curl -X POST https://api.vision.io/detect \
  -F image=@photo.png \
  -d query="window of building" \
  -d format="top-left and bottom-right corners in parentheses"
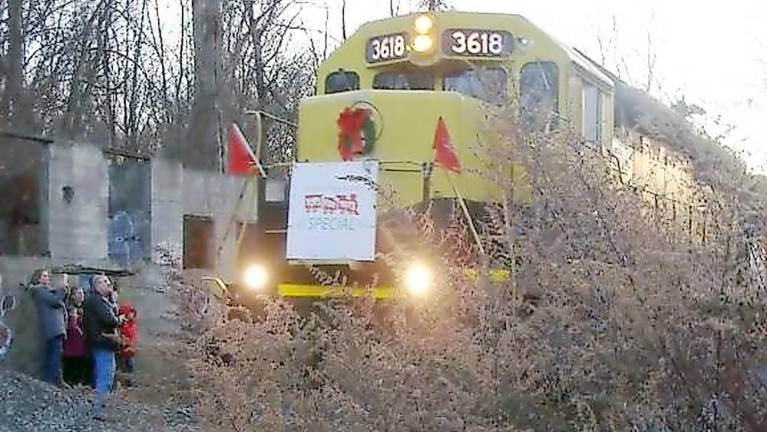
top-left (325, 71), bottom-right (359, 94)
top-left (373, 71), bottom-right (434, 90)
top-left (520, 62), bottom-right (559, 129)
top-left (582, 84), bottom-right (602, 143)
top-left (443, 67), bottom-right (508, 105)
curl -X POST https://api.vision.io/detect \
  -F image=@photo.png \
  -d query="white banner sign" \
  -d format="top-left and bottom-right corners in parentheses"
top-left (286, 161), bottom-right (379, 261)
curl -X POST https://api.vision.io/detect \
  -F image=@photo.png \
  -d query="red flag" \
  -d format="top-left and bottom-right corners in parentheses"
top-left (432, 117), bottom-right (461, 173)
top-left (227, 123), bottom-right (266, 178)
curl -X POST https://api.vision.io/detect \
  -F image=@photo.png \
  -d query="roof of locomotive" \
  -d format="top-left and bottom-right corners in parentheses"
top-left (574, 47), bottom-right (747, 182)
top-left (345, 11), bottom-right (749, 183)
top-left (354, 11), bottom-right (614, 87)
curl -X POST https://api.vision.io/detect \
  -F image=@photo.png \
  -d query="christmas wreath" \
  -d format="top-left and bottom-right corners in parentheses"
top-left (337, 106), bottom-right (376, 161)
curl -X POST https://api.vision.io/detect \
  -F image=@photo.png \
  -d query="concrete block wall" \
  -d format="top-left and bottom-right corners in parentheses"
top-left (43, 142), bottom-right (255, 270)
top-left (8, 140), bottom-right (251, 271)
top-left (149, 159), bottom-right (255, 272)
top-left (181, 168), bottom-right (255, 278)
top-left (149, 158), bottom-right (184, 265)
top-left (182, 168), bottom-right (251, 235)
top-left (46, 144), bottom-right (109, 264)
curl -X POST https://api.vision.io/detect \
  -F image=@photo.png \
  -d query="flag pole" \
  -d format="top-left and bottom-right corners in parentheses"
top-left (215, 120), bottom-right (264, 278)
top-left (214, 175), bottom-right (254, 272)
top-left (442, 169), bottom-right (486, 256)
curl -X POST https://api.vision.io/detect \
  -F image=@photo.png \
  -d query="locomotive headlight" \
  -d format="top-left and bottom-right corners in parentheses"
top-left (414, 15), bottom-right (434, 34)
top-left (243, 264), bottom-right (268, 291)
top-left (413, 35), bottom-right (433, 53)
top-left (405, 262), bottom-right (433, 297)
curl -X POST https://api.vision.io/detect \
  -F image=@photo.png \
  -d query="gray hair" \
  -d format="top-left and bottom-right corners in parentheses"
top-left (92, 275), bottom-right (112, 291)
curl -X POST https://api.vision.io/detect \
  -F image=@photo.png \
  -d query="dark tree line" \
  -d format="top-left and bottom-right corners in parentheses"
top-left (0, 0), bottom-right (319, 170)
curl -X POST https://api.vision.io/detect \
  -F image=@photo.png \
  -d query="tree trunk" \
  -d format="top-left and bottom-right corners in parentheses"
top-left (188, 0), bottom-right (224, 171)
top-left (6, 0), bottom-right (26, 128)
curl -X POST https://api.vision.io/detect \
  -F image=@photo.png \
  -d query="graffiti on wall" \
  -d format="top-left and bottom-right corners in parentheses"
top-left (109, 211), bottom-right (144, 262)
top-left (108, 154), bottom-right (150, 264)
top-left (0, 294), bottom-right (17, 359)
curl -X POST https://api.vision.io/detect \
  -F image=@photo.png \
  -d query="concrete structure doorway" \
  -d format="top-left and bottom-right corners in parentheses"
top-left (183, 215), bottom-right (213, 269)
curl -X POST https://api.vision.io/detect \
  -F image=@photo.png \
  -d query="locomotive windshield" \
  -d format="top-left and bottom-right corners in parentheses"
top-left (373, 70), bottom-right (434, 90)
top-left (325, 70), bottom-right (360, 94)
top-left (443, 67), bottom-right (508, 105)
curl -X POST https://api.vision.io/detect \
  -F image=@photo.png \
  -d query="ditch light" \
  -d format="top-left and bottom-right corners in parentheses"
top-left (405, 262), bottom-right (433, 297)
top-left (243, 264), bottom-right (269, 291)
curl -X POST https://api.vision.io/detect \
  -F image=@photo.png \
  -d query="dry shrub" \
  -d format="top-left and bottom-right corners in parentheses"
top-left (174, 110), bottom-right (767, 431)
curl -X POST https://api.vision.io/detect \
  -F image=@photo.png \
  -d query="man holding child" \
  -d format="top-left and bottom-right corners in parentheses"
top-left (83, 274), bottom-right (125, 421)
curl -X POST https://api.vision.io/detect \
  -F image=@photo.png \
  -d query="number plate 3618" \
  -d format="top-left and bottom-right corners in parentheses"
top-left (366, 33), bottom-right (408, 64)
top-left (443, 29), bottom-right (513, 58)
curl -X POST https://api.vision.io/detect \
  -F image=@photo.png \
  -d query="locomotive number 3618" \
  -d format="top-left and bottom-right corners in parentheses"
top-left (445, 29), bottom-right (511, 57)
top-left (367, 33), bottom-right (408, 63)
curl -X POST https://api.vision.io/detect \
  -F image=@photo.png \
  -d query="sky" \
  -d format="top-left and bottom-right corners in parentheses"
top-left (162, 0), bottom-right (767, 170)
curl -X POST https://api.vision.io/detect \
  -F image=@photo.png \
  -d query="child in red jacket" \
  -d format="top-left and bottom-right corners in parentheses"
top-left (117, 304), bottom-right (137, 377)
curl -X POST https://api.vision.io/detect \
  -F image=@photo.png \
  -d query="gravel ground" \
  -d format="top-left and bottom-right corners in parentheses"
top-left (0, 367), bottom-right (201, 432)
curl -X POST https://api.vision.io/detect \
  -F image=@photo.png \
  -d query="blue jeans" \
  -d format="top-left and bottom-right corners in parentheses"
top-left (91, 347), bottom-right (115, 416)
top-left (43, 335), bottom-right (63, 384)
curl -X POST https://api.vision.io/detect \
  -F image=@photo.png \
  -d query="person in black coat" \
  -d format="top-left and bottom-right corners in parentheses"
top-left (83, 275), bottom-right (125, 421)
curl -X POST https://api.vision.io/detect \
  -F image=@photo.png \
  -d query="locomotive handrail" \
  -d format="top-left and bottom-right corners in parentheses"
top-left (244, 110), bottom-right (297, 128)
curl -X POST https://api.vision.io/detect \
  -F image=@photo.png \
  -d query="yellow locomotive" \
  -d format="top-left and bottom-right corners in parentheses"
top-left (217, 10), bottom-right (705, 304)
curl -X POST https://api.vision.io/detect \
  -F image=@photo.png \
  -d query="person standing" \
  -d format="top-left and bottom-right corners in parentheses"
top-left (116, 303), bottom-right (137, 388)
top-left (29, 269), bottom-right (67, 386)
top-left (63, 287), bottom-right (90, 386)
top-left (117, 303), bottom-right (137, 373)
top-left (83, 275), bottom-right (124, 421)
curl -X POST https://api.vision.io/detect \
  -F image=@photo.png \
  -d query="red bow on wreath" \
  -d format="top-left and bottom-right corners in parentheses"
top-left (337, 107), bottom-right (371, 161)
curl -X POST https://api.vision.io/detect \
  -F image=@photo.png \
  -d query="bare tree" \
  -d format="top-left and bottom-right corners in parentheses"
top-left (3, 0), bottom-right (29, 129)
top-left (389, 0), bottom-right (399, 17)
top-left (594, 10), bottom-right (662, 95)
top-left (418, 0), bottom-right (450, 11)
top-left (0, 0), bottom-right (316, 166)
top-left (184, 0), bottom-right (224, 170)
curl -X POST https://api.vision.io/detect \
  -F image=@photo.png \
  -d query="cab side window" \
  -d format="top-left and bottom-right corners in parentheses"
top-left (582, 84), bottom-right (602, 143)
top-left (520, 62), bottom-right (559, 130)
top-left (325, 71), bottom-right (360, 94)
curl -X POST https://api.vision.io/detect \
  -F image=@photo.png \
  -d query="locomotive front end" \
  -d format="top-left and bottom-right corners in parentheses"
top-left (234, 11), bottom-right (583, 303)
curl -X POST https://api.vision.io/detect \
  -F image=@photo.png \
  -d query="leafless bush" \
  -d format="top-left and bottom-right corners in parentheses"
top-left (172, 107), bottom-right (767, 431)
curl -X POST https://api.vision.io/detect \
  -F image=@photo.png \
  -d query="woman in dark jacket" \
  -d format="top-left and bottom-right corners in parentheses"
top-left (29, 269), bottom-right (67, 386)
